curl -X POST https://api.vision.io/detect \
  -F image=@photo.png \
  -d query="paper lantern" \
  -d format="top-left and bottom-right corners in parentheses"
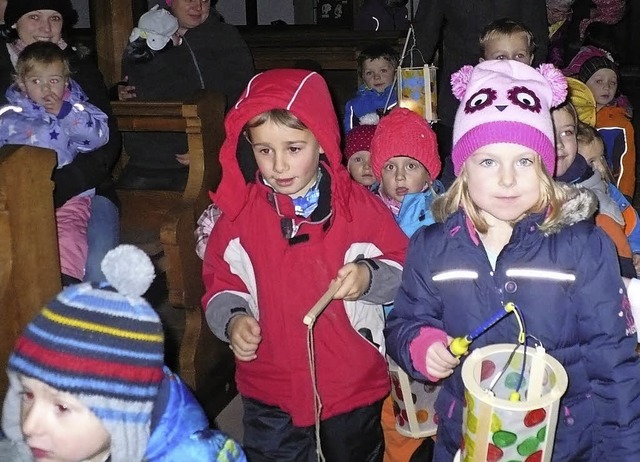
top-left (396, 65), bottom-right (438, 122)
top-left (388, 357), bottom-right (440, 438)
top-left (458, 344), bottom-right (568, 462)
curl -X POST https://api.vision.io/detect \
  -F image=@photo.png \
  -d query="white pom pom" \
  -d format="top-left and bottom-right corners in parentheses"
top-left (101, 245), bottom-right (155, 298)
top-left (358, 112), bottom-right (380, 125)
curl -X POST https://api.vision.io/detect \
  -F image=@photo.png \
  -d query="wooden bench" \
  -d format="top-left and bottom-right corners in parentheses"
top-left (0, 145), bottom-right (61, 396)
top-left (112, 90), bottom-right (236, 419)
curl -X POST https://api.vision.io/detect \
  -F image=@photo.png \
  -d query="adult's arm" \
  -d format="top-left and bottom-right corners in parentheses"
top-left (53, 49), bottom-right (121, 207)
top-left (412, 0), bottom-right (445, 64)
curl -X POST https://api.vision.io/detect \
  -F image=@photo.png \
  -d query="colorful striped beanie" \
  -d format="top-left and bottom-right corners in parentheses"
top-left (6, 245), bottom-right (164, 462)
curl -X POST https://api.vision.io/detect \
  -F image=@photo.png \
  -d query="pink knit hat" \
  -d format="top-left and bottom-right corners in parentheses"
top-left (370, 107), bottom-right (441, 180)
top-left (344, 124), bottom-right (377, 161)
top-left (450, 60), bottom-right (567, 176)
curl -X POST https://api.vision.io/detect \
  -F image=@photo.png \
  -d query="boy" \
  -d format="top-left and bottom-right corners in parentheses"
top-left (479, 18), bottom-right (536, 64)
top-left (344, 120), bottom-right (378, 188)
top-left (1, 245), bottom-right (246, 462)
top-left (0, 41), bottom-right (109, 284)
top-left (203, 68), bottom-right (408, 461)
top-left (577, 54), bottom-right (636, 200)
top-left (344, 43), bottom-right (399, 134)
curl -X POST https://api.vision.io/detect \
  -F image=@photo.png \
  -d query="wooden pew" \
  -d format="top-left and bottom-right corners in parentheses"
top-left (0, 145), bottom-right (60, 396)
top-left (111, 90), bottom-right (236, 419)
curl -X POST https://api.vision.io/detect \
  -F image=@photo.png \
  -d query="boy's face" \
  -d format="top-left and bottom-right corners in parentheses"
top-left (464, 143), bottom-right (541, 224)
top-left (579, 137), bottom-right (604, 166)
top-left (19, 376), bottom-right (111, 462)
top-left (552, 108), bottom-right (578, 177)
top-left (19, 61), bottom-right (68, 112)
top-left (381, 156), bottom-right (430, 202)
top-left (347, 150), bottom-right (376, 187)
top-left (362, 58), bottom-right (395, 93)
top-left (250, 119), bottom-right (322, 198)
top-left (585, 68), bottom-right (617, 109)
top-left (481, 33), bottom-right (533, 65)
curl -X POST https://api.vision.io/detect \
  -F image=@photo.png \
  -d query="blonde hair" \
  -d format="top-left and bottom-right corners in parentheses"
top-left (14, 41), bottom-right (71, 83)
top-left (244, 109), bottom-right (307, 141)
top-left (432, 155), bottom-right (567, 234)
top-left (479, 19), bottom-right (537, 57)
top-left (577, 121), bottom-right (613, 183)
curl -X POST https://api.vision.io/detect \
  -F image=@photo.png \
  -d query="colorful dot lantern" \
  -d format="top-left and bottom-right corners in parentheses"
top-left (397, 65), bottom-right (439, 123)
top-left (460, 344), bottom-right (568, 462)
top-left (388, 357), bottom-right (440, 438)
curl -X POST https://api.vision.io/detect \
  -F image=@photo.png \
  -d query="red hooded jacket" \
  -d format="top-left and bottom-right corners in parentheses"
top-left (202, 69), bottom-right (408, 426)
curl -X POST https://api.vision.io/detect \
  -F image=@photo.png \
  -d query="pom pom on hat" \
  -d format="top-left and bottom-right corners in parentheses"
top-left (451, 60), bottom-right (565, 176)
top-left (370, 107), bottom-right (441, 180)
top-left (344, 114), bottom-right (378, 162)
top-left (6, 245), bottom-right (164, 462)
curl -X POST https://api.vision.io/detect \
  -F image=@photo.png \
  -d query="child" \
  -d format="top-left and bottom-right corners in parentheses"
top-left (578, 122), bottom-right (640, 275)
top-left (344, 119), bottom-right (378, 189)
top-left (553, 101), bottom-right (636, 278)
top-left (572, 51), bottom-right (636, 199)
top-left (479, 18), bottom-right (536, 65)
top-left (344, 43), bottom-right (399, 134)
top-left (0, 41), bottom-right (109, 284)
top-left (384, 60), bottom-right (640, 461)
top-left (0, 244), bottom-right (246, 462)
top-left (202, 68), bottom-right (408, 461)
top-left (369, 106), bottom-right (442, 461)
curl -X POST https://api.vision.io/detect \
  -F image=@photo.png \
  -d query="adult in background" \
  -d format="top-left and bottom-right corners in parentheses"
top-left (0, 0), bottom-right (121, 283)
top-left (118, 0), bottom-right (255, 191)
top-left (411, 0), bottom-right (549, 187)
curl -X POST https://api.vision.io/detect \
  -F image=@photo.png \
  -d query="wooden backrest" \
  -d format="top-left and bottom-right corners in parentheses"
top-left (0, 145), bottom-right (60, 395)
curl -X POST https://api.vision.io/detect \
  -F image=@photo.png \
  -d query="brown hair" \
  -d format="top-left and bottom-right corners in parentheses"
top-left (577, 122), bottom-right (613, 183)
top-left (243, 109), bottom-right (308, 142)
top-left (15, 41), bottom-right (70, 83)
top-left (479, 18), bottom-right (537, 57)
top-left (432, 155), bottom-right (566, 234)
top-left (356, 43), bottom-right (399, 78)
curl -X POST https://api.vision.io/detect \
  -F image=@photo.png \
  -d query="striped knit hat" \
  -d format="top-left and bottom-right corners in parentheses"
top-left (5, 245), bottom-right (164, 462)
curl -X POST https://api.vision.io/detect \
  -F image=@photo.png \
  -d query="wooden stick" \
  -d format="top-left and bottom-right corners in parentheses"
top-left (303, 280), bottom-right (342, 326)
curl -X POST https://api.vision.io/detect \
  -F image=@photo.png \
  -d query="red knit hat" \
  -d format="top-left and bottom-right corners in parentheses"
top-left (370, 108), bottom-right (441, 180)
top-left (344, 124), bottom-right (377, 161)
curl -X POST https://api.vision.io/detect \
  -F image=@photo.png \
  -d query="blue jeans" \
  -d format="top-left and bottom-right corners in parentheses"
top-left (83, 195), bottom-right (119, 283)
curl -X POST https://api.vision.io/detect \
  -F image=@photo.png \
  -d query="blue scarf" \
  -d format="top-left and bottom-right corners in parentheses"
top-left (292, 170), bottom-right (322, 218)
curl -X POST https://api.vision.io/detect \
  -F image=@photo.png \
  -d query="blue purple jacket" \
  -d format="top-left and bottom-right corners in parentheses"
top-left (344, 84), bottom-right (397, 133)
top-left (0, 79), bottom-right (108, 169)
top-left (385, 187), bottom-right (640, 461)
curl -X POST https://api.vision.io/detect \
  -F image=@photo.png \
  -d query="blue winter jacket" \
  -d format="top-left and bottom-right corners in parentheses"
top-left (343, 84), bottom-right (397, 133)
top-left (608, 182), bottom-right (640, 254)
top-left (385, 189), bottom-right (640, 461)
top-left (145, 368), bottom-right (246, 461)
top-left (0, 79), bottom-right (109, 169)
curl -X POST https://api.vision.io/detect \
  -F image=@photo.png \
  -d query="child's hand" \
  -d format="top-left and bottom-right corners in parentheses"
top-left (633, 254), bottom-right (640, 276)
top-left (43, 91), bottom-right (63, 115)
top-left (118, 76), bottom-right (136, 101)
top-left (227, 315), bottom-right (261, 361)
top-left (333, 262), bottom-right (370, 301)
top-left (426, 337), bottom-right (459, 379)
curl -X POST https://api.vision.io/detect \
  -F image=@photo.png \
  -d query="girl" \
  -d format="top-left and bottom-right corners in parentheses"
top-left (344, 118), bottom-right (378, 189)
top-left (369, 107), bottom-right (442, 461)
top-left (385, 60), bottom-right (640, 461)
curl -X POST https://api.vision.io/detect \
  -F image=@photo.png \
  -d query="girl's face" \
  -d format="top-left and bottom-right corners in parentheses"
top-left (464, 143), bottom-right (541, 225)
top-left (362, 58), bottom-right (395, 93)
top-left (171, 0), bottom-right (210, 30)
top-left (381, 156), bottom-right (430, 202)
top-left (15, 10), bottom-right (63, 45)
top-left (552, 108), bottom-right (578, 177)
top-left (347, 150), bottom-right (376, 187)
top-left (250, 119), bottom-right (322, 198)
top-left (19, 376), bottom-right (111, 462)
top-left (19, 61), bottom-right (68, 112)
top-left (586, 68), bottom-right (617, 110)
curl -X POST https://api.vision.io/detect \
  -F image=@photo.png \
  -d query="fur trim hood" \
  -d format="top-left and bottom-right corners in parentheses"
top-left (545, 183), bottom-right (598, 234)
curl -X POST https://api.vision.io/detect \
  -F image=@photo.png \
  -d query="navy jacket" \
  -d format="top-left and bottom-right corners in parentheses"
top-left (385, 189), bottom-right (640, 461)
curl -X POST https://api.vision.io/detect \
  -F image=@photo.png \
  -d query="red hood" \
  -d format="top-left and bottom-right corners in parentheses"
top-left (212, 69), bottom-right (352, 221)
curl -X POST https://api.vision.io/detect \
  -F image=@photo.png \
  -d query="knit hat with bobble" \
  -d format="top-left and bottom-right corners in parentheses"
top-left (370, 107), bottom-right (441, 180)
top-left (4, 245), bottom-right (164, 462)
top-left (450, 60), bottom-right (567, 175)
top-left (344, 113), bottom-right (379, 162)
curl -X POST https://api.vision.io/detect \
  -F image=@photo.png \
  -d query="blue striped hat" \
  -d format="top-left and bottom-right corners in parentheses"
top-left (6, 245), bottom-right (163, 462)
